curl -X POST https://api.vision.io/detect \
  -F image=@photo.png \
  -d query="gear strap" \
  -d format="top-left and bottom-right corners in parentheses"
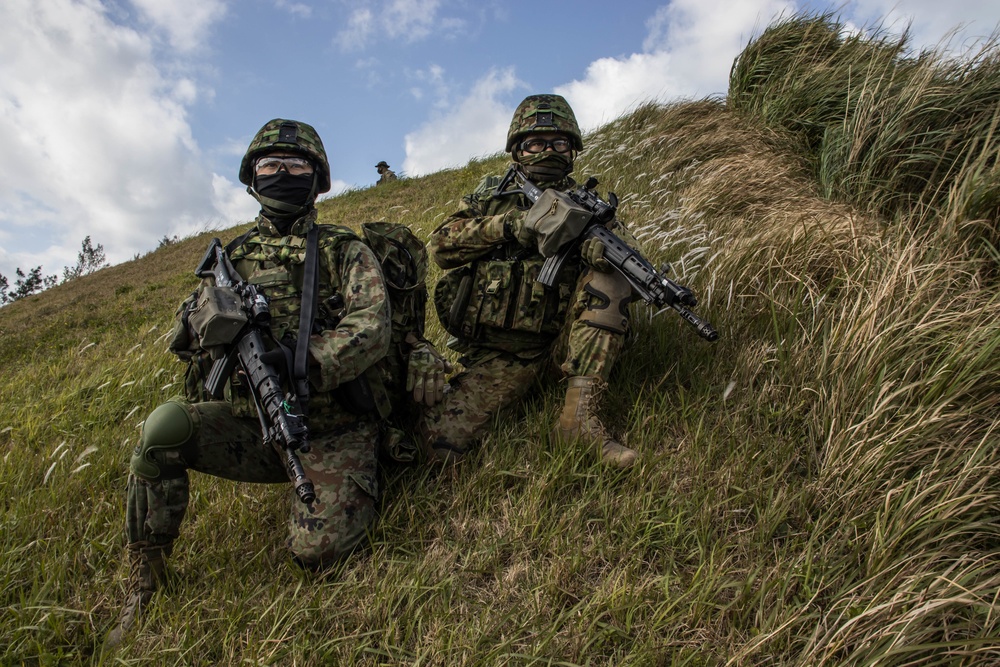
top-left (294, 226), bottom-right (320, 405)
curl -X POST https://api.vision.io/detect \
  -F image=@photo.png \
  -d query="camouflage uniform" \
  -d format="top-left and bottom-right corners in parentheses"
top-left (418, 95), bottom-right (639, 466)
top-left (108, 119), bottom-right (398, 646)
top-left (376, 161), bottom-right (398, 185)
top-left (128, 209), bottom-right (389, 567)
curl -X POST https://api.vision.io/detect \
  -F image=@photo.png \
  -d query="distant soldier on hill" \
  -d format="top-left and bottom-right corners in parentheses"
top-left (418, 94), bottom-right (642, 468)
top-left (375, 160), bottom-right (398, 185)
top-left (106, 119), bottom-right (448, 646)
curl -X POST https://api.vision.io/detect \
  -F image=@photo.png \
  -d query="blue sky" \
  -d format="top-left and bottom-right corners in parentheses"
top-left (2, 0), bottom-right (999, 281)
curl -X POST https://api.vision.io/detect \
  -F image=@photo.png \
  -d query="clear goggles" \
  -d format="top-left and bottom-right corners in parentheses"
top-left (255, 155), bottom-right (315, 176)
top-left (519, 137), bottom-right (573, 154)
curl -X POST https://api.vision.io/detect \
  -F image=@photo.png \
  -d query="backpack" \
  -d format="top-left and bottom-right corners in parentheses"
top-left (358, 221), bottom-right (429, 411)
top-left (360, 221), bottom-right (428, 344)
top-left (171, 222), bottom-right (429, 417)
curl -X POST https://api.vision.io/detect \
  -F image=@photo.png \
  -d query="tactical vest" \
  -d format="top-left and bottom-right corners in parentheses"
top-left (226, 224), bottom-right (391, 418)
top-left (433, 176), bottom-right (578, 353)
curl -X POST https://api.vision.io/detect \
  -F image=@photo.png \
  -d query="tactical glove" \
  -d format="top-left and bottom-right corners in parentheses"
top-left (581, 237), bottom-right (612, 273)
top-left (518, 189), bottom-right (593, 257)
top-left (406, 336), bottom-right (453, 407)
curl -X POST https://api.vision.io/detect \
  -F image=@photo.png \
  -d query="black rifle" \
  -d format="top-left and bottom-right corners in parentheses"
top-left (195, 238), bottom-right (316, 504)
top-left (495, 165), bottom-right (719, 342)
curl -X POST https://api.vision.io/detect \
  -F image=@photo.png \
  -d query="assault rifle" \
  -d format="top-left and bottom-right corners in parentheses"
top-left (195, 238), bottom-right (316, 504)
top-left (495, 165), bottom-right (719, 342)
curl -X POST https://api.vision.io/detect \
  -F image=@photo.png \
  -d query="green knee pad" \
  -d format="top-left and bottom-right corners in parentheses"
top-left (131, 400), bottom-right (196, 481)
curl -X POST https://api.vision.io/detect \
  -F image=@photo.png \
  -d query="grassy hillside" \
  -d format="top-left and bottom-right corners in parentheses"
top-left (2, 13), bottom-right (998, 666)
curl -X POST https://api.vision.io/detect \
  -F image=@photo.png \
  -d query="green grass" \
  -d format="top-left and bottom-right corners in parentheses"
top-left (2, 11), bottom-right (999, 665)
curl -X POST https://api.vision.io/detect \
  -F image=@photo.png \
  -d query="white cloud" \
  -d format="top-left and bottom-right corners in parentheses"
top-left (400, 0), bottom-right (800, 183)
top-left (558, 0), bottom-right (794, 131)
top-left (334, 0), bottom-right (463, 51)
top-left (129, 0), bottom-right (227, 53)
top-left (407, 64), bottom-right (449, 103)
top-left (274, 0), bottom-right (313, 19)
top-left (384, 0), bottom-right (442, 41)
top-left (336, 8), bottom-right (375, 51)
top-left (0, 0), bottom-right (243, 278)
top-left (403, 68), bottom-right (523, 176)
top-left (844, 0), bottom-right (1000, 52)
top-left (211, 175), bottom-right (260, 230)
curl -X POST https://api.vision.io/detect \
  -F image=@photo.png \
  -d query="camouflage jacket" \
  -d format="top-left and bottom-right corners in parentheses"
top-left (376, 170), bottom-right (398, 185)
top-left (430, 169), bottom-right (636, 354)
top-left (172, 209), bottom-right (391, 415)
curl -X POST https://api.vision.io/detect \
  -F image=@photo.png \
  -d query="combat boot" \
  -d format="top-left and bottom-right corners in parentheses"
top-left (553, 376), bottom-right (637, 468)
top-left (105, 541), bottom-right (171, 647)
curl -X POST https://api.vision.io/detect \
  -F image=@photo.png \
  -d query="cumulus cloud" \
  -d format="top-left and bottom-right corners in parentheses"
top-left (0, 0), bottom-right (246, 278)
top-left (403, 67), bottom-right (523, 176)
top-left (129, 0), bottom-right (227, 53)
top-left (401, 0), bottom-right (795, 172)
top-left (558, 0), bottom-right (794, 131)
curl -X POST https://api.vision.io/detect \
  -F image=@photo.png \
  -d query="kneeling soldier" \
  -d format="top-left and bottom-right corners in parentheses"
top-left (107, 119), bottom-right (445, 646)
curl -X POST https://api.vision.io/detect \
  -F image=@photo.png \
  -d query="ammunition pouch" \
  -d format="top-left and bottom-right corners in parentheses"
top-left (521, 189), bottom-right (593, 256)
top-left (433, 256), bottom-right (574, 352)
top-left (187, 286), bottom-right (247, 347)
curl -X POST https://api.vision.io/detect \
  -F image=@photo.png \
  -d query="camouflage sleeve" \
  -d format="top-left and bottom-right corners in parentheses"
top-left (428, 200), bottom-right (521, 270)
top-left (307, 238), bottom-right (391, 393)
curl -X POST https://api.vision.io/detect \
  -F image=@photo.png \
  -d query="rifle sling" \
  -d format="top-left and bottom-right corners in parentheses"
top-left (294, 226), bottom-right (320, 405)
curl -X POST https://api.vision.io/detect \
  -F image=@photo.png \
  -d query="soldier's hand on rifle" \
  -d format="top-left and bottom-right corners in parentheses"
top-left (406, 335), bottom-right (453, 407)
top-left (516, 189), bottom-right (593, 257)
top-left (581, 237), bottom-right (612, 273)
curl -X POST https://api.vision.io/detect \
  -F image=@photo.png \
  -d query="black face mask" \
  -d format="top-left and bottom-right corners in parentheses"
top-left (254, 172), bottom-right (316, 209)
top-left (517, 151), bottom-right (574, 181)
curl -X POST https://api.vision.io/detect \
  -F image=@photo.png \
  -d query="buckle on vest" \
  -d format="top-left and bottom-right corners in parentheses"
top-left (485, 279), bottom-right (501, 295)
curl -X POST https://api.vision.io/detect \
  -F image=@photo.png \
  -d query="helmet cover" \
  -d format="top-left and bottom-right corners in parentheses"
top-left (239, 119), bottom-right (331, 193)
top-left (506, 94), bottom-right (583, 152)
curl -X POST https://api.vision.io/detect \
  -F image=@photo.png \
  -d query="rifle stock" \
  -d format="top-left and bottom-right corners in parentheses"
top-left (196, 238), bottom-right (316, 504)
top-left (499, 166), bottom-right (719, 342)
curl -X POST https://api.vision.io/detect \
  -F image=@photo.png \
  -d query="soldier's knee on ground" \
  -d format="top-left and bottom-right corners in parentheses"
top-left (131, 399), bottom-right (198, 482)
top-left (579, 270), bottom-right (632, 334)
top-left (287, 471), bottom-right (379, 569)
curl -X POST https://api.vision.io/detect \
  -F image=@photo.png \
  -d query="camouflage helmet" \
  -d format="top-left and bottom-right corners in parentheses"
top-left (375, 161), bottom-right (390, 168)
top-left (506, 94), bottom-right (583, 152)
top-left (239, 119), bottom-right (331, 193)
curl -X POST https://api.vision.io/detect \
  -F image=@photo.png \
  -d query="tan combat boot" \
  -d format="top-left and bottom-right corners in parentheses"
top-left (553, 376), bottom-right (637, 468)
top-left (105, 541), bottom-right (170, 647)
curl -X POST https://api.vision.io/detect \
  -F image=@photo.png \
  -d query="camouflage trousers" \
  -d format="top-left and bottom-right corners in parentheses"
top-left (126, 399), bottom-right (379, 568)
top-left (417, 316), bottom-right (624, 461)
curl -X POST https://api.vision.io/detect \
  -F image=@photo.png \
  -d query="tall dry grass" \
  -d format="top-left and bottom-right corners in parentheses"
top-left (730, 13), bottom-right (1000, 252)
top-left (1, 12), bottom-right (998, 665)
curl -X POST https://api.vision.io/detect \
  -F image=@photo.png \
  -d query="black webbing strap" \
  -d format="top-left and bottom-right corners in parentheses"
top-left (294, 226), bottom-right (320, 404)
